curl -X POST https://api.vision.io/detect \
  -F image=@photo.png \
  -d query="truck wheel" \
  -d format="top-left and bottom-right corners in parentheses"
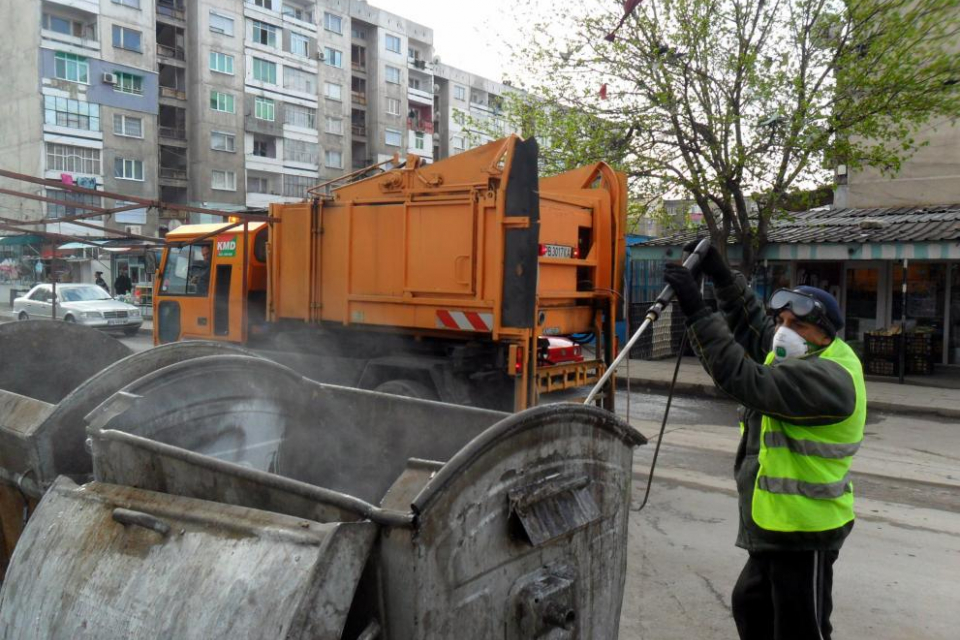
top-left (374, 379), bottom-right (438, 401)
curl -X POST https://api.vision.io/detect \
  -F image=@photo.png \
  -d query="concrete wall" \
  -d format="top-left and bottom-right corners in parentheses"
top-left (836, 116), bottom-right (960, 207)
top-left (0, 1), bottom-right (46, 224)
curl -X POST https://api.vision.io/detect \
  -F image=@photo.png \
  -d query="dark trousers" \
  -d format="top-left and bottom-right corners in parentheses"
top-left (732, 549), bottom-right (839, 640)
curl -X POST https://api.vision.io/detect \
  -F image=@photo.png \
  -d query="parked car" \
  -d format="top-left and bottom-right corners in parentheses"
top-left (13, 284), bottom-right (142, 336)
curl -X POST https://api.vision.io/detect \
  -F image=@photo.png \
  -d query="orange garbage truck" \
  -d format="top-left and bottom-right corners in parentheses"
top-left (154, 136), bottom-right (626, 411)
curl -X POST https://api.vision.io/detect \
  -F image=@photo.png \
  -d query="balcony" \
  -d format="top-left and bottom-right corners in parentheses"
top-left (351, 123), bottom-right (367, 137)
top-left (408, 118), bottom-right (434, 135)
top-left (160, 167), bottom-right (188, 181)
top-left (157, 0), bottom-right (186, 21)
top-left (157, 43), bottom-right (185, 61)
top-left (351, 91), bottom-right (367, 106)
top-left (159, 126), bottom-right (186, 141)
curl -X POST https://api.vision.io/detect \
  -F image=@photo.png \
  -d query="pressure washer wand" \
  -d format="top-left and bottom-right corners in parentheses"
top-left (583, 238), bottom-right (712, 406)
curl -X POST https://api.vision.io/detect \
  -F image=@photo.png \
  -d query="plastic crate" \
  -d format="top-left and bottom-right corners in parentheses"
top-left (864, 333), bottom-right (899, 358)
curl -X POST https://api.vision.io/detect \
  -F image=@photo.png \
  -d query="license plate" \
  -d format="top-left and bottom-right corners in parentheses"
top-left (543, 244), bottom-right (573, 259)
top-left (107, 319), bottom-right (126, 325)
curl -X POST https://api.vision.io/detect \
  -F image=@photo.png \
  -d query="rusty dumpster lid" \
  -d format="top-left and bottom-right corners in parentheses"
top-left (0, 477), bottom-right (377, 639)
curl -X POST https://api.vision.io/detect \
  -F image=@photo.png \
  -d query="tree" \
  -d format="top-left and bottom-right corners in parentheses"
top-left (489, 0), bottom-right (960, 272)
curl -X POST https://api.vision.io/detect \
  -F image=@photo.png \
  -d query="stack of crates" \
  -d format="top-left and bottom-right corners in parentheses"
top-left (863, 331), bottom-right (935, 376)
top-left (627, 302), bottom-right (687, 360)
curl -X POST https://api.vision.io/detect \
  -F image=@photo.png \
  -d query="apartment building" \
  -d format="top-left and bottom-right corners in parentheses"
top-left (0, 0), bottom-right (160, 236)
top-left (0, 1), bottom-right (517, 235)
top-left (433, 63), bottom-right (519, 159)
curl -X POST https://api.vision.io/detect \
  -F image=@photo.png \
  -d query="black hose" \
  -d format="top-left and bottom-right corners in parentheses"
top-left (634, 330), bottom-right (688, 513)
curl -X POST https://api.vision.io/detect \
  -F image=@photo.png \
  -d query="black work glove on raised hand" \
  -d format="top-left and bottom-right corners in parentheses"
top-left (663, 263), bottom-right (707, 318)
top-left (683, 240), bottom-right (733, 287)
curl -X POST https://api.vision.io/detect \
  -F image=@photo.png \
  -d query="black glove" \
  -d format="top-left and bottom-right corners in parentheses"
top-left (663, 263), bottom-right (706, 317)
top-left (683, 240), bottom-right (733, 287)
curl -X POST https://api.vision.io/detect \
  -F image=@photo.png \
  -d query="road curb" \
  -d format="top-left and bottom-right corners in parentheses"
top-left (616, 375), bottom-right (960, 421)
top-left (1, 312), bottom-right (152, 338)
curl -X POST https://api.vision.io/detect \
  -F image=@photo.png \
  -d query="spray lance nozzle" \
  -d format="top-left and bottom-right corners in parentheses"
top-left (647, 237), bottom-right (712, 323)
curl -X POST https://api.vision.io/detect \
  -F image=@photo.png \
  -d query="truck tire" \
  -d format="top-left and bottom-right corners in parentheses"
top-left (374, 379), bottom-right (438, 401)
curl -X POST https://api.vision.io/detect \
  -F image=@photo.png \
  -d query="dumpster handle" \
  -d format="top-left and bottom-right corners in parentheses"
top-left (357, 620), bottom-right (381, 640)
top-left (112, 508), bottom-right (172, 536)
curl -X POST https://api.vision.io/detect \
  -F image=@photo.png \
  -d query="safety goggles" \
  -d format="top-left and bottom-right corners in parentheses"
top-left (768, 288), bottom-right (836, 334)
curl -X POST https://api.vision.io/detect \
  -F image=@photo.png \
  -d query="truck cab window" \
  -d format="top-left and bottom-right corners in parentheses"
top-left (161, 244), bottom-right (212, 296)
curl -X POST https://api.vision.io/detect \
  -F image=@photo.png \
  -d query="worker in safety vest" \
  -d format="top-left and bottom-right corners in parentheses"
top-left (663, 243), bottom-right (865, 640)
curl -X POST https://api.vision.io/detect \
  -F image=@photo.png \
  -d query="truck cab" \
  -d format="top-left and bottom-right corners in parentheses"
top-left (155, 222), bottom-right (268, 345)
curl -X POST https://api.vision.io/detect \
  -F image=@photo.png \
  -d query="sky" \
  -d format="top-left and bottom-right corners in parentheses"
top-left (369, 0), bottom-right (529, 82)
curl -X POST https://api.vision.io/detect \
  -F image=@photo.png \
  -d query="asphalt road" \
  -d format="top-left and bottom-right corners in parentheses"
top-left (615, 389), bottom-right (960, 640)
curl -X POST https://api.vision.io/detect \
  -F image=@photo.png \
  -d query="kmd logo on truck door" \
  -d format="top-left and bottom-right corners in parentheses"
top-left (216, 235), bottom-right (237, 257)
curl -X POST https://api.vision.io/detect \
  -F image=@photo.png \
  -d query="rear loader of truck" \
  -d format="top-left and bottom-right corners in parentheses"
top-left (154, 136), bottom-right (627, 411)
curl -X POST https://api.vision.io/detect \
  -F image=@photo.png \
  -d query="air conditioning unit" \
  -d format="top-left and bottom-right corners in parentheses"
top-left (102, 72), bottom-right (116, 85)
top-left (316, 51), bottom-right (325, 61)
top-left (124, 225), bottom-right (142, 236)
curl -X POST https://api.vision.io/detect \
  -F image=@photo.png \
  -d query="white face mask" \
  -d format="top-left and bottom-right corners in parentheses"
top-left (771, 326), bottom-right (809, 362)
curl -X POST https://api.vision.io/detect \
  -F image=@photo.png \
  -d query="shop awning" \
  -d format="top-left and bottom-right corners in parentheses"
top-left (0, 234), bottom-right (45, 246)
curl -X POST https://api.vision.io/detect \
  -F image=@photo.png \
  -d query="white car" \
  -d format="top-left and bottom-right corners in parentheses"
top-left (13, 283), bottom-right (143, 336)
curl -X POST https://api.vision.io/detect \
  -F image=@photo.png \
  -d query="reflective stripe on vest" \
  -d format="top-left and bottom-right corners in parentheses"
top-left (752, 337), bottom-right (866, 533)
top-left (758, 475), bottom-right (853, 500)
top-left (763, 432), bottom-right (862, 459)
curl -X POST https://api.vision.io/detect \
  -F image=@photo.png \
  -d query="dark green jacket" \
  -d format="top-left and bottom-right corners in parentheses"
top-left (687, 273), bottom-right (857, 551)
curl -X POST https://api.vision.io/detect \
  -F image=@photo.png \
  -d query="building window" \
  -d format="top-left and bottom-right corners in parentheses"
top-left (323, 47), bottom-right (343, 68)
top-left (252, 136), bottom-right (275, 158)
top-left (43, 14), bottom-right (95, 39)
top-left (415, 132), bottom-right (425, 150)
top-left (385, 97), bottom-right (400, 116)
top-left (114, 72), bottom-right (144, 95)
top-left (209, 11), bottom-right (235, 36)
top-left (54, 52), bottom-right (89, 84)
top-left (282, 4), bottom-right (313, 22)
top-left (252, 57), bottom-right (277, 84)
top-left (385, 129), bottom-right (401, 147)
top-left (385, 34), bottom-right (401, 53)
top-left (351, 27), bottom-right (366, 39)
top-left (212, 170), bottom-right (237, 191)
top-left (210, 90), bottom-right (236, 113)
top-left (290, 32), bottom-right (309, 57)
top-left (114, 157), bottom-right (144, 181)
top-left (452, 136), bottom-right (465, 154)
top-left (251, 0), bottom-right (273, 10)
top-left (284, 138), bottom-right (319, 164)
top-left (211, 130), bottom-right (236, 152)
top-left (247, 175), bottom-right (270, 193)
top-left (46, 189), bottom-right (100, 220)
top-left (284, 66), bottom-right (316, 93)
top-left (209, 51), bottom-right (235, 74)
top-left (46, 143), bottom-right (101, 174)
top-left (112, 0), bottom-right (140, 8)
top-left (251, 20), bottom-right (278, 48)
top-left (325, 116), bottom-right (343, 135)
top-left (324, 82), bottom-right (342, 101)
top-left (112, 25), bottom-right (142, 52)
top-left (285, 103), bottom-right (316, 129)
top-left (384, 66), bottom-right (400, 84)
top-left (325, 150), bottom-right (343, 169)
top-left (454, 85), bottom-right (466, 101)
top-left (282, 174), bottom-right (314, 198)
top-left (324, 12), bottom-right (342, 34)
top-left (408, 77), bottom-right (421, 91)
top-left (255, 96), bottom-right (276, 121)
top-left (44, 96), bottom-right (100, 131)
top-left (113, 114), bottom-right (143, 138)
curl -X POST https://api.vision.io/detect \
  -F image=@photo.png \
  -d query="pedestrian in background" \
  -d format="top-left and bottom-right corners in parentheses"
top-left (114, 268), bottom-right (132, 297)
top-left (94, 271), bottom-right (108, 292)
top-left (663, 242), bottom-right (866, 640)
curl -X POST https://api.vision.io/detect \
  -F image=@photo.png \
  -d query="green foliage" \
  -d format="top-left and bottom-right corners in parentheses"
top-left (495, 0), bottom-right (960, 269)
